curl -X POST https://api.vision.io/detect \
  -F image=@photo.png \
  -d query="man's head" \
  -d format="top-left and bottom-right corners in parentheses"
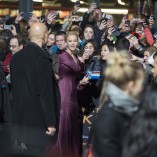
top-left (115, 36), bottom-right (130, 52)
top-left (10, 35), bottom-right (25, 55)
top-left (55, 31), bottom-right (67, 50)
top-left (29, 22), bottom-right (48, 47)
top-left (47, 32), bottom-right (56, 47)
top-left (92, 8), bottom-right (102, 22)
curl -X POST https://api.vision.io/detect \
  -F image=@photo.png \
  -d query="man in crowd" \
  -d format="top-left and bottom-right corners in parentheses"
top-left (44, 32), bottom-right (56, 56)
top-left (10, 22), bottom-right (60, 156)
top-left (10, 35), bottom-right (25, 55)
top-left (52, 31), bottom-right (67, 80)
top-left (2, 35), bottom-right (25, 76)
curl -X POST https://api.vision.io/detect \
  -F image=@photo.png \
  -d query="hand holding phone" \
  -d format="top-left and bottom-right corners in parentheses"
top-left (99, 20), bottom-right (107, 30)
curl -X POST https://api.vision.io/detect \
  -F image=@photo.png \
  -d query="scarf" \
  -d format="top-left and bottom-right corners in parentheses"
top-left (106, 82), bottom-right (140, 116)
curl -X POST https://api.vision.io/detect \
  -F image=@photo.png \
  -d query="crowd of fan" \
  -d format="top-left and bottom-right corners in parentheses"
top-left (1, 1), bottom-right (157, 157)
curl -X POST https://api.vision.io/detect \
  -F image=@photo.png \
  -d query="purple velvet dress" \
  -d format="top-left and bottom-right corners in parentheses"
top-left (51, 51), bottom-right (82, 157)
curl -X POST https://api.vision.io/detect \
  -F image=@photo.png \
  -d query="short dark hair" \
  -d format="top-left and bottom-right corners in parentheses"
top-left (101, 41), bottom-right (115, 52)
top-left (115, 36), bottom-right (130, 52)
top-left (0, 29), bottom-right (13, 41)
top-left (55, 31), bottom-right (66, 40)
top-left (10, 35), bottom-right (26, 46)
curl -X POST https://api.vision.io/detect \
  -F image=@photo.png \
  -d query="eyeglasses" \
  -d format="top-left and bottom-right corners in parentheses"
top-left (9, 45), bottom-right (19, 49)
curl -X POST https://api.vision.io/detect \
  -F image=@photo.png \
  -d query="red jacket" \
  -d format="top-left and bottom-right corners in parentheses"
top-left (2, 52), bottom-right (13, 74)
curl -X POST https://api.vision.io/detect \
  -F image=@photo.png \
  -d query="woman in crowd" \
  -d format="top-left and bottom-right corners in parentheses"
top-left (122, 85), bottom-right (157, 157)
top-left (93, 52), bottom-right (144, 157)
top-left (77, 39), bottom-right (100, 115)
top-left (80, 25), bottom-right (95, 47)
top-left (51, 31), bottom-right (83, 157)
top-left (79, 39), bottom-right (97, 66)
top-left (100, 41), bottom-right (115, 73)
top-left (18, 19), bottom-right (29, 42)
top-left (143, 46), bottom-right (157, 87)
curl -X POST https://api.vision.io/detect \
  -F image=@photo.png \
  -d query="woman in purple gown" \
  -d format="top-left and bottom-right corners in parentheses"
top-left (51, 31), bottom-right (83, 157)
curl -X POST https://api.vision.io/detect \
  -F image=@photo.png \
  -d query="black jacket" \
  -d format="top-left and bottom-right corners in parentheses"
top-left (93, 98), bottom-right (131, 157)
top-left (0, 64), bottom-right (11, 123)
top-left (10, 42), bottom-right (60, 146)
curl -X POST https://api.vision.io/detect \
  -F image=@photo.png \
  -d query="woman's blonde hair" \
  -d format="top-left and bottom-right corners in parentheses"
top-left (99, 52), bottom-right (144, 108)
top-left (65, 31), bottom-right (79, 42)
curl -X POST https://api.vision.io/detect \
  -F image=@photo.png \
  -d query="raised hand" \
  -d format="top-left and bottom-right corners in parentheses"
top-left (87, 3), bottom-right (97, 14)
top-left (15, 12), bottom-right (24, 23)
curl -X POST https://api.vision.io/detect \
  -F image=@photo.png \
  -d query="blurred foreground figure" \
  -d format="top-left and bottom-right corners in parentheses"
top-left (10, 23), bottom-right (60, 157)
top-left (122, 85), bottom-right (157, 157)
top-left (93, 52), bottom-right (144, 157)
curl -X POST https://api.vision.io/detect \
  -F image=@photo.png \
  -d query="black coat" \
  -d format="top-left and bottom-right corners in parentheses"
top-left (93, 98), bottom-right (130, 157)
top-left (10, 42), bottom-right (60, 146)
top-left (0, 64), bottom-right (11, 123)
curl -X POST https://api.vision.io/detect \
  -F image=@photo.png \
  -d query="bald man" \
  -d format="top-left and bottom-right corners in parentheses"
top-left (10, 23), bottom-right (60, 156)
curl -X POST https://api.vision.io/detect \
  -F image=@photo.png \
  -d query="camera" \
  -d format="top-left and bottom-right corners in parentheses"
top-left (72, 16), bottom-right (83, 22)
top-left (102, 13), bottom-right (112, 21)
top-left (3, 25), bottom-right (12, 30)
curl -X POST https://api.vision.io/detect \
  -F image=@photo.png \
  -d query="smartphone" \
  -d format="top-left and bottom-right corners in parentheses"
top-left (55, 12), bottom-right (59, 19)
top-left (94, 0), bottom-right (100, 8)
top-left (112, 27), bottom-right (120, 37)
top-left (153, 32), bottom-right (157, 39)
top-left (3, 25), bottom-right (12, 30)
top-left (148, 52), bottom-right (156, 65)
top-left (72, 16), bottom-right (83, 22)
top-left (21, 12), bottom-right (32, 21)
top-left (75, 1), bottom-right (80, 6)
top-left (0, 18), bottom-right (4, 24)
top-left (102, 13), bottom-right (112, 20)
top-left (125, 20), bottom-right (130, 26)
top-left (125, 34), bottom-right (132, 40)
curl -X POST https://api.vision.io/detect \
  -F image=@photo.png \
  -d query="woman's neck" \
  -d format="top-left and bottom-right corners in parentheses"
top-left (66, 49), bottom-right (74, 56)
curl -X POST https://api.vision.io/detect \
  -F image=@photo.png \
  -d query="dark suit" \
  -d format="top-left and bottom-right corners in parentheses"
top-left (10, 42), bottom-right (60, 155)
